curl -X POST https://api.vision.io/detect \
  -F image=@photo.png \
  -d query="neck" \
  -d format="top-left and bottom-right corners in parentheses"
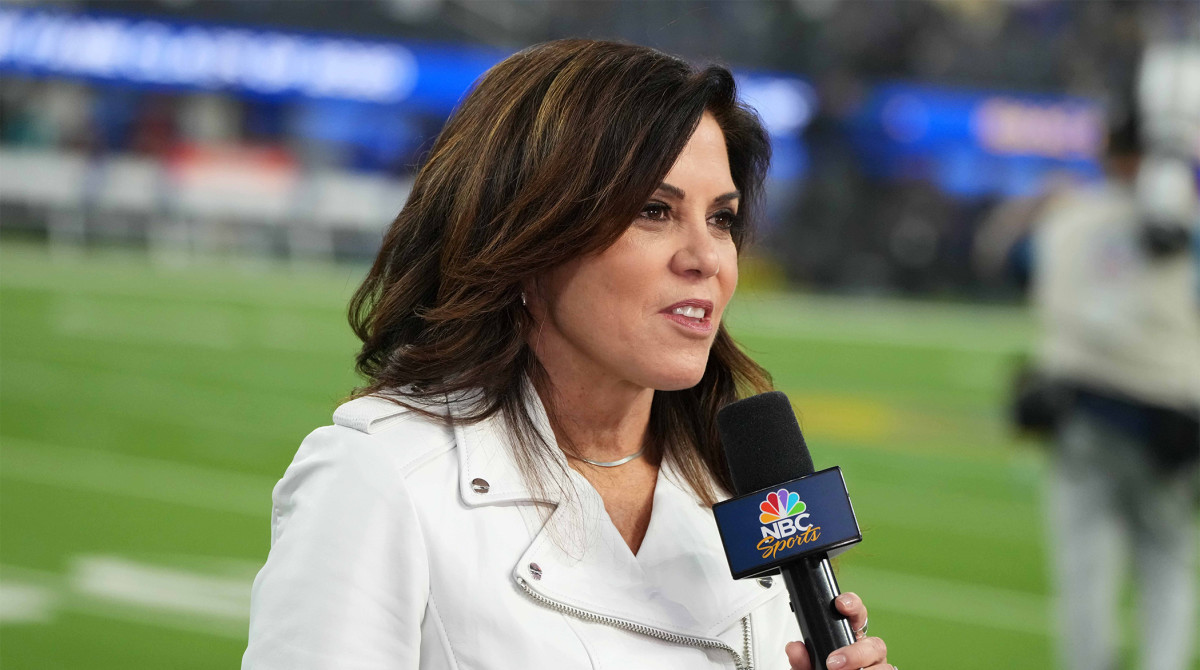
top-left (533, 370), bottom-right (654, 465)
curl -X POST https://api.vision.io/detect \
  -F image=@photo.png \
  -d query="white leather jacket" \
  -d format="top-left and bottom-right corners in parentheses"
top-left (242, 392), bottom-right (800, 669)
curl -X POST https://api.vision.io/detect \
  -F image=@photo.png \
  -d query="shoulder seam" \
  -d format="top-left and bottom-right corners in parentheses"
top-left (396, 433), bottom-right (458, 478)
top-left (320, 421), bottom-right (458, 478)
top-left (332, 395), bottom-right (450, 435)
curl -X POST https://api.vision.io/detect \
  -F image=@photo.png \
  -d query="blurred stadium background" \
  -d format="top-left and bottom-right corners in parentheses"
top-left (0, 0), bottom-right (1197, 668)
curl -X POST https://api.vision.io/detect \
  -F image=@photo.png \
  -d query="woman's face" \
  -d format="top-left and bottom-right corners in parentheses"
top-left (530, 112), bottom-right (740, 393)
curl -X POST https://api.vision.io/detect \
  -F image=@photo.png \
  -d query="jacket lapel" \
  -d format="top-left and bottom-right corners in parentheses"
top-left (512, 462), bottom-right (782, 639)
top-left (450, 392), bottom-right (784, 639)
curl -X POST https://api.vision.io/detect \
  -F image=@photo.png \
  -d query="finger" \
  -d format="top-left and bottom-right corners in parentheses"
top-left (825, 636), bottom-right (887, 670)
top-left (785, 641), bottom-right (811, 670)
top-left (834, 592), bottom-right (868, 633)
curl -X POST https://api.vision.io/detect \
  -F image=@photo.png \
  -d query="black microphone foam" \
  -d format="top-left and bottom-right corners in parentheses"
top-left (718, 391), bottom-right (814, 494)
top-left (716, 391), bottom-right (857, 670)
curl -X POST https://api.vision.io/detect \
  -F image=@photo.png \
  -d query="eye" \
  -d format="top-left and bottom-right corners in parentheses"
top-left (639, 202), bottom-right (671, 222)
top-left (709, 209), bottom-right (741, 232)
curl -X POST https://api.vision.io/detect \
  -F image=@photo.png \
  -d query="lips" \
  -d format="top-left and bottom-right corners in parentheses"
top-left (661, 299), bottom-right (715, 334)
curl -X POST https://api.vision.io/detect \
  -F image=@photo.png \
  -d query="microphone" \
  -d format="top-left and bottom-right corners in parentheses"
top-left (713, 392), bottom-right (862, 670)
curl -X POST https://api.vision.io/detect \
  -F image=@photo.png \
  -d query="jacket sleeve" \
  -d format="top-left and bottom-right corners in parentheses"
top-left (243, 425), bottom-right (430, 670)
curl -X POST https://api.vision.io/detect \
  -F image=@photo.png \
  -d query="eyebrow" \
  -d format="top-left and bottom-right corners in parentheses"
top-left (656, 182), bottom-right (741, 204)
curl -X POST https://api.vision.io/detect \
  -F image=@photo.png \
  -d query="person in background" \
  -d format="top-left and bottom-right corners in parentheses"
top-left (1031, 111), bottom-right (1199, 670)
top-left (242, 39), bottom-right (893, 670)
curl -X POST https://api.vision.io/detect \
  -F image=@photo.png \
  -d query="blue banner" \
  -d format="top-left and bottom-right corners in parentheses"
top-left (0, 6), bottom-right (503, 111)
top-left (848, 82), bottom-right (1105, 197)
top-left (0, 7), bottom-right (815, 178)
top-left (0, 7), bottom-right (816, 132)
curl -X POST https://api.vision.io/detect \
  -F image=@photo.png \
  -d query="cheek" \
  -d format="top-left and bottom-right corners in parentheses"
top-left (591, 238), bottom-right (663, 304)
top-left (544, 254), bottom-right (639, 332)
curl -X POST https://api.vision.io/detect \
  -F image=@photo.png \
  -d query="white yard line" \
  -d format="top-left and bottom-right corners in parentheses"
top-left (0, 437), bottom-right (275, 517)
top-left (68, 555), bottom-right (255, 639)
top-left (1, 556), bottom-right (254, 639)
top-left (0, 581), bottom-right (58, 624)
top-left (72, 555), bottom-right (253, 620)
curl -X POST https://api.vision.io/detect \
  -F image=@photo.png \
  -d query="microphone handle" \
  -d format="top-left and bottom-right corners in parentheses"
top-left (779, 552), bottom-right (855, 670)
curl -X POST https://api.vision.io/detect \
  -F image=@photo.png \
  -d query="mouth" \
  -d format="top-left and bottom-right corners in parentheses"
top-left (661, 299), bottom-right (715, 334)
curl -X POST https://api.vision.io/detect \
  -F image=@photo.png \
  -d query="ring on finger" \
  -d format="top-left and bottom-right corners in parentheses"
top-left (853, 617), bottom-right (868, 640)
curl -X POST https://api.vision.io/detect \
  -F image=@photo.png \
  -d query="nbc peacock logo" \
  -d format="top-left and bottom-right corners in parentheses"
top-left (756, 488), bottom-right (817, 559)
top-left (759, 488), bottom-right (806, 524)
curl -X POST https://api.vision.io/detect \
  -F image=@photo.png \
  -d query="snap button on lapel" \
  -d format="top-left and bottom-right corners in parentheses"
top-left (471, 478), bottom-right (490, 494)
top-left (757, 576), bottom-right (774, 588)
top-left (528, 563), bottom-right (543, 580)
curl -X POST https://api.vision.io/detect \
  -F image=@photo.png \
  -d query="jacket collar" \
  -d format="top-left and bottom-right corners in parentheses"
top-left (452, 388), bottom-right (564, 507)
top-left (449, 389), bottom-right (784, 639)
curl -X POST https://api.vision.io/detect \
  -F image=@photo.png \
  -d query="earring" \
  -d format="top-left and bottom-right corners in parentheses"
top-left (520, 292), bottom-right (528, 307)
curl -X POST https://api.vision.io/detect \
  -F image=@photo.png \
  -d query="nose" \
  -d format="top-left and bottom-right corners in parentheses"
top-left (669, 217), bottom-right (721, 279)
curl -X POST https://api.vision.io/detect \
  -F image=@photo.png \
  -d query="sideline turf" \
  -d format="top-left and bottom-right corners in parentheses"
top-left (1, 242), bottom-right (1183, 669)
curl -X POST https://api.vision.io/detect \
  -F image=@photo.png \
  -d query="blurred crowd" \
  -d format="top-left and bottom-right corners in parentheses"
top-left (1, 0), bottom-right (1197, 292)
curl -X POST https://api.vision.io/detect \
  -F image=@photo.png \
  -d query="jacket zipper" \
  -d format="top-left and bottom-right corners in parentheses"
top-left (516, 576), bottom-right (753, 670)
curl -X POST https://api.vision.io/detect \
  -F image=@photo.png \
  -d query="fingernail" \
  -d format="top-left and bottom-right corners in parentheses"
top-left (826, 654), bottom-right (847, 669)
top-left (838, 595), bottom-right (853, 608)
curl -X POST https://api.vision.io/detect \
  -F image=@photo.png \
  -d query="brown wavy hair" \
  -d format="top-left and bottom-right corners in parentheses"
top-left (349, 39), bottom-right (772, 505)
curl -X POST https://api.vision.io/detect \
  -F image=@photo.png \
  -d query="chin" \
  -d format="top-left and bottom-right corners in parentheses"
top-left (647, 365), bottom-right (709, 392)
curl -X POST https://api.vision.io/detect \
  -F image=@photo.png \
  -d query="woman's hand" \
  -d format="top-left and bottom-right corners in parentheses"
top-left (784, 592), bottom-right (893, 670)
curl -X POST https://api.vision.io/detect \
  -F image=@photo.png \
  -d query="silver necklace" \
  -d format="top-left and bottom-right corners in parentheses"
top-left (578, 447), bottom-right (645, 468)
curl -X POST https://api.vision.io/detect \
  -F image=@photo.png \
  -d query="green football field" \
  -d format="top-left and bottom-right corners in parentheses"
top-left (0, 241), bottom-right (1193, 669)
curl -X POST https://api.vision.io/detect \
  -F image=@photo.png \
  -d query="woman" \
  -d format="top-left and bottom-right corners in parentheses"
top-left (244, 39), bottom-right (891, 670)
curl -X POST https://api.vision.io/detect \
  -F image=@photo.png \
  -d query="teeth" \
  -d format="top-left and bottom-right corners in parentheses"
top-left (672, 306), bottom-right (707, 319)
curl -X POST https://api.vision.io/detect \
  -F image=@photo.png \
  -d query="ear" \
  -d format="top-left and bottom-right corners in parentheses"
top-left (520, 277), bottom-right (542, 310)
